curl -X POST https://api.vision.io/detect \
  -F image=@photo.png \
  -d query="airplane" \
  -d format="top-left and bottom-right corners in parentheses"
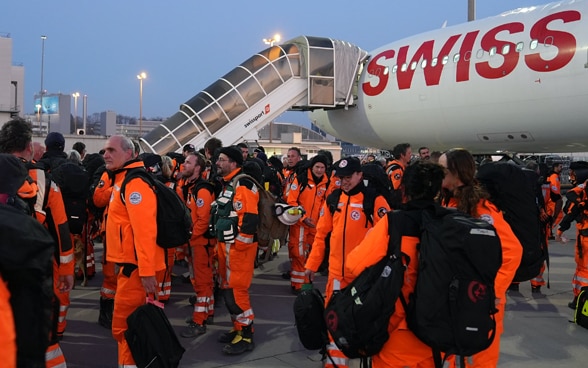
top-left (140, 0), bottom-right (588, 155)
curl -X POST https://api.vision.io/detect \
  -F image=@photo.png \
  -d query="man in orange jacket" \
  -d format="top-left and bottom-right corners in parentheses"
top-left (212, 146), bottom-right (259, 355)
top-left (103, 135), bottom-right (166, 367)
top-left (556, 161), bottom-right (588, 308)
top-left (93, 166), bottom-right (117, 329)
top-left (0, 118), bottom-right (74, 368)
top-left (180, 152), bottom-right (216, 338)
top-left (286, 154), bottom-right (329, 293)
top-left (304, 157), bottom-right (391, 368)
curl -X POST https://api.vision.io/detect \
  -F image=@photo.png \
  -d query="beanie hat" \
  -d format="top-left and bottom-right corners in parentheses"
top-left (310, 154), bottom-right (329, 168)
top-left (219, 146), bottom-right (244, 166)
top-left (44, 132), bottom-right (65, 151)
top-left (0, 153), bottom-right (28, 195)
top-left (140, 153), bottom-right (162, 168)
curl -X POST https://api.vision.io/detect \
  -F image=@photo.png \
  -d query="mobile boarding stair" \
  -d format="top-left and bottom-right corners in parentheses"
top-left (140, 36), bottom-right (368, 154)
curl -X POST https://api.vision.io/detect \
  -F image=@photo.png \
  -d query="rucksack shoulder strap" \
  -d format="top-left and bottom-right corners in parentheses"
top-left (120, 168), bottom-right (155, 204)
top-left (363, 187), bottom-right (378, 227)
top-left (327, 188), bottom-right (342, 215)
top-left (232, 173), bottom-right (263, 191)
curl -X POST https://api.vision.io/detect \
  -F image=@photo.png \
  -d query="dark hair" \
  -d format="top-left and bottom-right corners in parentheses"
top-left (288, 147), bottom-right (302, 157)
top-left (0, 118), bottom-right (33, 153)
top-left (236, 142), bottom-right (248, 150)
top-left (72, 141), bottom-right (86, 155)
top-left (392, 143), bottom-right (411, 159)
top-left (441, 148), bottom-right (489, 217)
top-left (204, 137), bottom-right (222, 155)
top-left (186, 151), bottom-right (206, 169)
top-left (403, 161), bottom-right (445, 201)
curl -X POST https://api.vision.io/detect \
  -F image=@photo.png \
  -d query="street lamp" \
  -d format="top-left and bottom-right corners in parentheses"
top-left (39, 35), bottom-right (47, 134)
top-left (137, 72), bottom-right (147, 136)
top-left (263, 33), bottom-right (281, 47)
top-left (72, 92), bottom-right (80, 133)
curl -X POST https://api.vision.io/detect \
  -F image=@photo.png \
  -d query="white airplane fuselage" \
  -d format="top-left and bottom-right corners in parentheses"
top-left (312, 0), bottom-right (588, 153)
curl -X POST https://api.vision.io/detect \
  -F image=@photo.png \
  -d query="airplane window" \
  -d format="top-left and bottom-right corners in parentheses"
top-left (544, 36), bottom-right (554, 47)
top-left (530, 39), bottom-right (538, 50)
top-left (463, 51), bottom-right (471, 61)
top-left (489, 47), bottom-right (497, 56)
top-left (421, 59), bottom-right (427, 69)
top-left (383, 66), bottom-right (389, 75)
top-left (431, 57), bottom-right (438, 67)
top-left (442, 56), bottom-right (449, 65)
top-left (453, 53), bottom-right (460, 63)
top-left (516, 42), bottom-right (524, 52)
top-left (392, 65), bottom-right (398, 73)
top-left (236, 77), bottom-right (265, 107)
top-left (476, 49), bottom-right (485, 59)
top-left (401, 63), bottom-right (408, 72)
top-left (410, 61), bottom-right (417, 70)
top-left (502, 44), bottom-right (510, 55)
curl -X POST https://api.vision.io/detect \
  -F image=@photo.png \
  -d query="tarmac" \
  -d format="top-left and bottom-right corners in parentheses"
top-left (60, 227), bottom-right (588, 367)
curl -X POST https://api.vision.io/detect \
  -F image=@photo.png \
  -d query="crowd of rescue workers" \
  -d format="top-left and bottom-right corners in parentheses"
top-left (0, 116), bottom-right (587, 368)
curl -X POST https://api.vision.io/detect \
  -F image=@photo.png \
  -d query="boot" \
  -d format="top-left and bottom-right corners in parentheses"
top-left (222, 325), bottom-right (254, 355)
top-left (98, 297), bottom-right (114, 329)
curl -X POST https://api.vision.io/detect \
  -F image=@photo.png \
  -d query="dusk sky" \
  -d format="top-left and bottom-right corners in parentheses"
top-left (4, 0), bottom-right (542, 123)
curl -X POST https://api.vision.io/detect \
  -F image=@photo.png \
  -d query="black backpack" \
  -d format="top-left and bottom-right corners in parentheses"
top-left (120, 168), bottom-right (192, 249)
top-left (51, 162), bottom-right (90, 235)
top-left (476, 162), bottom-right (547, 282)
top-left (573, 286), bottom-right (588, 329)
top-left (324, 211), bottom-right (408, 359)
top-left (404, 205), bottom-right (502, 368)
top-left (0, 204), bottom-right (55, 367)
top-left (293, 286), bottom-right (329, 350)
top-left (125, 302), bottom-right (185, 368)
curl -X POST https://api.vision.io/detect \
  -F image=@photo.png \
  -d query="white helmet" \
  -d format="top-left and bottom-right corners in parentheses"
top-left (274, 204), bottom-right (305, 225)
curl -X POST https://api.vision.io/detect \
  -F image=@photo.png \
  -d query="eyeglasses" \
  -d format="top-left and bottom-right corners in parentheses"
top-left (216, 158), bottom-right (229, 162)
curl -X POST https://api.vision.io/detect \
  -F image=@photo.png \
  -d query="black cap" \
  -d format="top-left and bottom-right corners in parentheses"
top-left (0, 153), bottom-right (28, 195)
top-left (44, 132), bottom-right (65, 151)
top-left (183, 143), bottom-right (196, 153)
top-left (219, 146), bottom-right (244, 166)
top-left (334, 157), bottom-right (361, 177)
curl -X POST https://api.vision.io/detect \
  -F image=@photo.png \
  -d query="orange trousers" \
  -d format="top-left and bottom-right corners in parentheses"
top-left (112, 265), bottom-right (146, 366)
top-left (0, 279), bottom-right (16, 368)
top-left (188, 244), bottom-right (215, 324)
